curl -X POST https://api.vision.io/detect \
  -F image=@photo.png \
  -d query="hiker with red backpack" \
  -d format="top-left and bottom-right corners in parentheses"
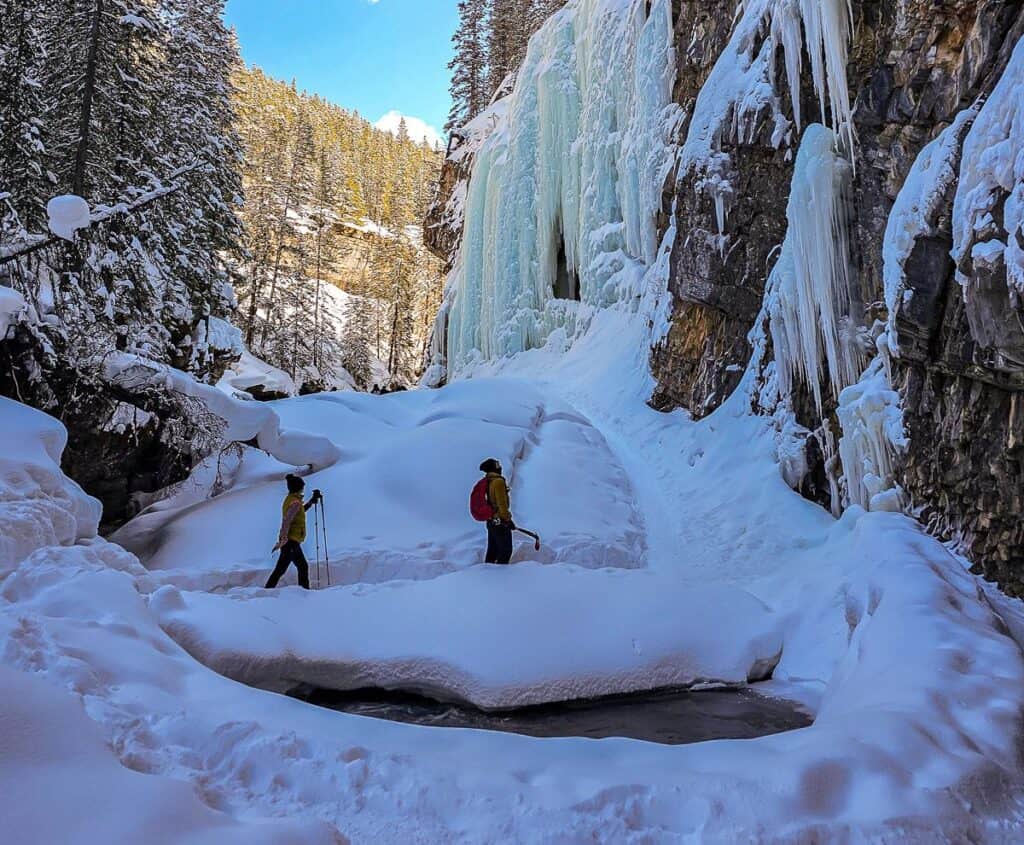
top-left (471, 458), bottom-right (515, 564)
top-left (470, 459), bottom-right (543, 564)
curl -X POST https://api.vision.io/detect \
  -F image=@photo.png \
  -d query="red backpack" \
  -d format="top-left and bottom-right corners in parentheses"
top-left (469, 477), bottom-right (496, 522)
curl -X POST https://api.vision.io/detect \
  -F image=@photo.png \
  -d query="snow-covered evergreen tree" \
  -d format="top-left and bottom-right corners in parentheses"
top-left (159, 0), bottom-right (246, 376)
top-left (0, 0), bottom-right (50, 232)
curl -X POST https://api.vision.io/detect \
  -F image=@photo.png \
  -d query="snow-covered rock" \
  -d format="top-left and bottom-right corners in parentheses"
top-left (101, 351), bottom-right (341, 470)
top-left (0, 397), bottom-right (100, 571)
top-left (218, 349), bottom-right (299, 399)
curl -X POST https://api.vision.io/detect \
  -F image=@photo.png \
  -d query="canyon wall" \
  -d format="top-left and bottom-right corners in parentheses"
top-left (427, 0), bottom-right (1024, 592)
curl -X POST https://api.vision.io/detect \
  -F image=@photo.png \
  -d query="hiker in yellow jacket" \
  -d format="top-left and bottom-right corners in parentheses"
top-left (265, 474), bottom-right (321, 589)
top-left (479, 458), bottom-right (514, 564)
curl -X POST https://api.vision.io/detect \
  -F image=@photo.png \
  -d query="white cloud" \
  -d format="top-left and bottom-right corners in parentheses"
top-left (374, 110), bottom-right (443, 148)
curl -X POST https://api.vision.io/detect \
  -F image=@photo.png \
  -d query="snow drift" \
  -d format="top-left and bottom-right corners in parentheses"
top-left (153, 568), bottom-right (782, 709)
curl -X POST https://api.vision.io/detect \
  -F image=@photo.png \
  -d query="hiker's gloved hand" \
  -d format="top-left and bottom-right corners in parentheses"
top-left (272, 540), bottom-right (284, 553)
top-left (311, 489), bottom-right (323, 503)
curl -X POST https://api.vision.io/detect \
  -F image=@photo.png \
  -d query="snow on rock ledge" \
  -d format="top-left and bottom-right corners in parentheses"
top-left (102, 352), bottom-right (341, 470)
top-left (152, 566), bottom-right (783, 709)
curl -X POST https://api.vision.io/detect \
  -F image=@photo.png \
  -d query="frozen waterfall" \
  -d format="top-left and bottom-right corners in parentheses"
top-left (444, 0), bottom-right (678, 374)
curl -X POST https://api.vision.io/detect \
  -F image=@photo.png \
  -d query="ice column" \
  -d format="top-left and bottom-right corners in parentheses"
top-left (767, 124), bottom-right (864, 416)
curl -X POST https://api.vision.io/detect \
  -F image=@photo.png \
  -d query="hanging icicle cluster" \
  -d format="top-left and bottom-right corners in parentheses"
top-left (767, 124), bottom-right (864, 416)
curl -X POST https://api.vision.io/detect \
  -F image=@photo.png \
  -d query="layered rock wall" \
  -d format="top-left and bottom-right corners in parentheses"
top-left (656, 0), bottom-right (1024, 590)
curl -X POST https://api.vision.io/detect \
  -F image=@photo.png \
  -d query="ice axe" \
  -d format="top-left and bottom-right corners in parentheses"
top-left (514, 527), bottom-right (541, 551)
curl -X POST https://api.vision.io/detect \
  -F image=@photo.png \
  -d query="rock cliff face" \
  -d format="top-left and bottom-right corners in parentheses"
top-left (427, 0), bottom-right (1024, 592)
top-left (653, 0), bottom-right (1024, 591)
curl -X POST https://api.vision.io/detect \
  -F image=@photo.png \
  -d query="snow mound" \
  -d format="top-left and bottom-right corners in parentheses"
top-left (0, 397), bottom-right (100, 571)
top-left (153, 567), bottom-right (782, 709)
top-left (46, 194), bottom-right (91, 241)
top-left (0, 665), bottom-right (336, 845)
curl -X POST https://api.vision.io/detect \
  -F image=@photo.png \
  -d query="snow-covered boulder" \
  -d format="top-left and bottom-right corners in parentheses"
top-left (153, 567), bottom-right (783, 709)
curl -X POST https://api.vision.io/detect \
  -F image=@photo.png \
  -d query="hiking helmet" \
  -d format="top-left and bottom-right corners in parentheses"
top-left (479, 458), bottom-right (501, 474)
top-left (285, 473), bottom-right (305, 493)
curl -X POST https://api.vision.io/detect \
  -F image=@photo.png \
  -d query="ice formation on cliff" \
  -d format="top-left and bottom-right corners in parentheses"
top-left (952, 35), bottom-right (1024, 296)
top-left (680, 0), bottom-right (855, 234)
top-left (767, 124), bottom-right (864, 416)
top-left (444, 0), bottom-right (678, 373)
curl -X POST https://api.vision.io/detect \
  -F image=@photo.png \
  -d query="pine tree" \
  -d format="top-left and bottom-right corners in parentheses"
top-left (341, 283), bottom-right (375, 389)
top-left (160, 0), bottom-right (246, 376)
top-left (310, 144), bottom-right (340, 374)
top-left (446, 0), bottom-right (489, 134)
top-left (487, 0), bottom-right (529, 98)
top-left (0, 0), bottom-right (50, 232)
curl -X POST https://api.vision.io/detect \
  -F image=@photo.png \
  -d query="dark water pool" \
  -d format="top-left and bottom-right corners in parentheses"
top-left (291, 686), bottom-right (813, 745)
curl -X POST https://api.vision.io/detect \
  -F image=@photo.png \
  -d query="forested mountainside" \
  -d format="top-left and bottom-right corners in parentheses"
top-left (427, 0), bottom-right (1024, 594)
top-left (232, 67), bottom-right (444, 390)
top-left (0, 0), bottom-right (442, 528)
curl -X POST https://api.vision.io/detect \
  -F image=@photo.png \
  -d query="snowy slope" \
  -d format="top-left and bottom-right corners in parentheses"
top-left (114, 378), bottom-right (646, 587)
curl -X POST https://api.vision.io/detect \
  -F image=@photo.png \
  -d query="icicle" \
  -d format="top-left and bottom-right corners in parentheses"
top-left (767, 124), bottom-right (864, 415)
top-left (772, 0), bottom-right (856, 156)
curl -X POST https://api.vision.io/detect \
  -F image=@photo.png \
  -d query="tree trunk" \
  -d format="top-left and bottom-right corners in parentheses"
top-left (73, 0), bottom-right (104, 197)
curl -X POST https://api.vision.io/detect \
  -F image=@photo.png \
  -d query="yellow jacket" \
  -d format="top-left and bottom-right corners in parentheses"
top-left (486, 473), bottom-right (512, 522)
top-left (281, 492), bottom-right (307, 543)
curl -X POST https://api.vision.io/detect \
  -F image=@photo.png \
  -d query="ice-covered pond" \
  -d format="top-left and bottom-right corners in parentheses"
top-left (291, 686), bottom-right (812, 745)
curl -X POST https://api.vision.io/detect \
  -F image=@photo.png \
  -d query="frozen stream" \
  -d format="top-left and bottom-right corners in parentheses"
top-left (292, 685), bottom-right (813, 745)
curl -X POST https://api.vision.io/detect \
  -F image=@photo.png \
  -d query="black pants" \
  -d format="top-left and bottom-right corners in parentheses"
top-left (486, 521), bottom-right (513, 564)
top-left (266, 540), bottom-right (310, 589)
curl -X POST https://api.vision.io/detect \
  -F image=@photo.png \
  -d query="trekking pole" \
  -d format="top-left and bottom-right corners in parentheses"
top-left (514, 527), bottom-right (542, 551)
top-left (319, 497), bottom-right (331, 587)
top-left (313, 495), bottom-right (322, 589)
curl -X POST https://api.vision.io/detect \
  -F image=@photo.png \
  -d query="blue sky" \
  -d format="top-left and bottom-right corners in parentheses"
top-left (225, 0), bottom-right (458, 143)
